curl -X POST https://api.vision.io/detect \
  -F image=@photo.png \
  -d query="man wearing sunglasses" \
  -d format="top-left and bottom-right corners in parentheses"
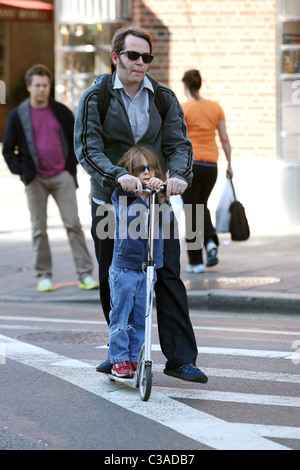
top-left (74, 26), bottom-right (208, 384)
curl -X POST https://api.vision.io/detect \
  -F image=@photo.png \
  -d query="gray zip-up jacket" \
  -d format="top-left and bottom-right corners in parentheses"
top-left (74, 72), bottom-right (193, 202)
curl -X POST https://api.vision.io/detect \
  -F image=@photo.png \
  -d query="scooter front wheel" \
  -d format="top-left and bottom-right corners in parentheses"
top-left (139, 360), bottom-right (152, 401)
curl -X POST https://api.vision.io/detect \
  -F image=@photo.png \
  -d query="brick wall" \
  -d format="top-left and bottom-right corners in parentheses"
top-left (132, 0), bottom-right (277, 162)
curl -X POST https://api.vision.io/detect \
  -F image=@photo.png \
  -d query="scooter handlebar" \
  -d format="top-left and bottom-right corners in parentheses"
top-left (141, 183), bottom-right (166, 194)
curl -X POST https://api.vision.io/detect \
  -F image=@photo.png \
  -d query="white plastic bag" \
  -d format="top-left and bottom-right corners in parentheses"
top-left (215, 179), bottom-right (235, 233)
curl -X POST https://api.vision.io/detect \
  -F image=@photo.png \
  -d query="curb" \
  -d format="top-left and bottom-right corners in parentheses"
top-left (186, 290), bottom-right (300, 314)
top-left (1, 290), bottom-right (300, 315)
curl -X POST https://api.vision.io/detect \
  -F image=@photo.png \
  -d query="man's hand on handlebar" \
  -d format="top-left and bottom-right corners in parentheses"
top-left (165, 177), bottom-right (188, 200)
top-left (117, 174), bottom-right (143, 196)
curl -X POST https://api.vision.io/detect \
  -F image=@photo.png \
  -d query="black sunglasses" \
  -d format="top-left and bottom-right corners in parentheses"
top-left (132, 164), bottom-right (157, 173)
top-left (119, 50), bottom-right (154, 64)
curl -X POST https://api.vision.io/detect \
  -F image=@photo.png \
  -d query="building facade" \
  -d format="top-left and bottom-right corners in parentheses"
top-left (1, 0), bottom-right (300, 230)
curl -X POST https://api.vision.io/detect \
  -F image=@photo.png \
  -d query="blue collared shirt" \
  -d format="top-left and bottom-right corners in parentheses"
top-left (114, 74), bottom-right (154, 143)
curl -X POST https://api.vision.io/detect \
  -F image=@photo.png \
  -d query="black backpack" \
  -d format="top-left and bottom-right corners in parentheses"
top-left (95, 73), bottom-right (170, 125)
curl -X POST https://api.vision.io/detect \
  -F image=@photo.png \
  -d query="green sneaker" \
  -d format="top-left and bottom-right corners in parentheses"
top-left (78, 275), bottom-right (99, 290)
top-left (37, 278), bottom-right (54, 292)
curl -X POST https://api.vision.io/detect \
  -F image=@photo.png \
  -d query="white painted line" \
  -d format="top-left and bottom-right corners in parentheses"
top-left (0, 334), bottom-right (293, 450)
top-left (0, 315), bottom-right (107, 326)
top-left (193, 326), bottom-right (300, 336)
top-left (1, 315), bottom-right (299, 336)
top-left (158, 387), bottom-right (300, 408)
top-left (151, 364), bottom-right (300, 384)
top-left (49, 359), bottom-right (93, 368)
top-left (96, 342), bottom-right (295, 360)
top-left (243, 424), bottom-right (300, 440)
top-left (0, 339), bottom-right (5, 364)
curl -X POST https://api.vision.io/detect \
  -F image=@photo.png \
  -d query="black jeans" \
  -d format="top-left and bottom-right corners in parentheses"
top-left (182, 162), bottom-right (218, 265)
top-left (91, 199), bottom-right (198, 369)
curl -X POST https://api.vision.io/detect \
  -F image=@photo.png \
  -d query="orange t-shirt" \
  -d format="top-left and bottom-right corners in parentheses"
top-left (181, 99), bottom-right (225, 163)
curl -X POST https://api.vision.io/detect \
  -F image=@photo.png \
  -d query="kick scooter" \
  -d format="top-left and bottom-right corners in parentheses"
top-left (107, 185), bottom-right (164, 401)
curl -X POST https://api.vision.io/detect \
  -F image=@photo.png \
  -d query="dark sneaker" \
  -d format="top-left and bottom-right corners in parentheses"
top-left (206, 247), bottom-right (218, 267)
top-left (96, 358), bottom-right (112, 374)
top-left (163, 363), bottom-right (208, 383)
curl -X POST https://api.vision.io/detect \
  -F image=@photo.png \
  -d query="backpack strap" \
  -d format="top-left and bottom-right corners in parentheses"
top-left (96, 72), bottom-right (169, 125)
top-left (147, 75), bottom-right (169, 122)
top-left (95, 73), bottom-right (112, 125)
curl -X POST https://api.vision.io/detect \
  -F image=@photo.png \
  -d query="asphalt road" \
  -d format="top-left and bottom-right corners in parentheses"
top-left (0, 301), bottom-right (299, 453)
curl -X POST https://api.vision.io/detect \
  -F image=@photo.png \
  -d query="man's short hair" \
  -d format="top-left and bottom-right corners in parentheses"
top-left (25, 64), bottom-right (53, 85)
top-left (111, 25), bottom-right (152, 55)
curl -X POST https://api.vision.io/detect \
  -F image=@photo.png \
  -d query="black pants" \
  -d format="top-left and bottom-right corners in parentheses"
top-left (91, 199), bottom-right (198, 369)
top-left (182, 162), bottom-right (219, 265)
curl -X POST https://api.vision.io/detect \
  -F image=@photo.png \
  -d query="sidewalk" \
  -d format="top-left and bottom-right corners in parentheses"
top-left (1, 155), bottom-right (300, 314)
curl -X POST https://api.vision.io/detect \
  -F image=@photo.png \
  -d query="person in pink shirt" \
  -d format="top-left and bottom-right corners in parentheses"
top-left (3, 64), bottom-right (98, 292)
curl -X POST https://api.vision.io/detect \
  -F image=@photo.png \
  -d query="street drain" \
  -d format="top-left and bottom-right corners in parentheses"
top-left (17, 331), bottom-right (109, 344)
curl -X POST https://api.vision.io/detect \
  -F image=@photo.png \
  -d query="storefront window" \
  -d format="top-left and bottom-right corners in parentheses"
top-left (0, 23), bottom-right (5, 80)
top-left (278, 0), bottom-right (300, 160)
top-left (55, 22), bottom-right (122, 111)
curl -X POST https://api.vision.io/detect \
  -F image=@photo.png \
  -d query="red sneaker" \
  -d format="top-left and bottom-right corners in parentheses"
top-left (112, 361), bottom-right (134, 378)
top-left (131, 361), bottom-right (138, 372)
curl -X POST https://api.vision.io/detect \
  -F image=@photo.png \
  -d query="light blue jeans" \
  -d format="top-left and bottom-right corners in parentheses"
top-left (108, 266), bottom-right (157, 364)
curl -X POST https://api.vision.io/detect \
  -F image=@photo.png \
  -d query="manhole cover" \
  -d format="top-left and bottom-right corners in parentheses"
top-left (17, 330), bottom-right (108, 344)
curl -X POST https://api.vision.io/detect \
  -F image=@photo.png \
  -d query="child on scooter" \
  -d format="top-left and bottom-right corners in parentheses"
top-left (109, 145), bottom-right (173, 378)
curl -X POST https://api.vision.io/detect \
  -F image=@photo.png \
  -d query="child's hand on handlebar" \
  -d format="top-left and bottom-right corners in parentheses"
top-left (146, 177), bottom-right (165, 190)
top-left (140, 177), bottom-right (166, 203)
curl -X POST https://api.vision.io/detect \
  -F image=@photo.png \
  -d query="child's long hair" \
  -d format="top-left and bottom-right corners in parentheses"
top-left (117, 146), bottom-right (165, 181)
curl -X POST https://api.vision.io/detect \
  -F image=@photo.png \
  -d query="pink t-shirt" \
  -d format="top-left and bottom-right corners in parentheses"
top-left (30, 105), bottom-right (65, 178)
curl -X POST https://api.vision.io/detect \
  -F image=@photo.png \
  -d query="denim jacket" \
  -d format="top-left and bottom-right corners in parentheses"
top-left (111, 188), bottom-right (174, 270)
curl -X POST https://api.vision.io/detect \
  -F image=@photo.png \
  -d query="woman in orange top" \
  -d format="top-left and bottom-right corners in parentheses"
top-left (181, 70), bottom-right (233, 273)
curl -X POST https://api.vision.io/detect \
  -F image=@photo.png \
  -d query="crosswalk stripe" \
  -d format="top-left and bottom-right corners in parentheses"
top-left (158, 387), bottom-right (300, 407)
top-left (1, 315), bottom-right (299, 337)
top-left (151, 364), bottom-right (300, 384)
top-left (97, 342), bottom-right (296, 360)
top-left (243, 424), bottom-right (300, 440)
top-left (0, 333), bottom-right (295, 450)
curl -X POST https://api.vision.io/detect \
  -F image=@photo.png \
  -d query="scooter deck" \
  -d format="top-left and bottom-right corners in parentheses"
top-left (107, 373), bottom-right (139, 388)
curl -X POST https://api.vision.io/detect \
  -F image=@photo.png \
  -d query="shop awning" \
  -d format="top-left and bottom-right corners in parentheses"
top-left (0, 0), bottom-right (53, 21)
top-left (0, 1), bottom-right (53, 9)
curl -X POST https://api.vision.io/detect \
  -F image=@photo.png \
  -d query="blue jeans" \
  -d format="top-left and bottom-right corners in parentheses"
top-left (108, 266), bottom-right (157, 364)
top-left (92, 200), bottom-right (198, 369)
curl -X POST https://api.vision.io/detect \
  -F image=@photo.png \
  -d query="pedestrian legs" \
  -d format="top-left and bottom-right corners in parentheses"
top-left (91, 199), bottom-right (115, 323)
top-left (51, 171), bottom-right (94, 281)
top-left (25, 176), bottom-right (52, 279)
top-left (155, 216), bottom-right (198, 369)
